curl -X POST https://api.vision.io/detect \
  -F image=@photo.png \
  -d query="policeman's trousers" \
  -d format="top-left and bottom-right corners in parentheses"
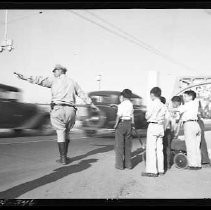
top-left (184, 121), bottom-right (201, 167)
top-left (50, 106), bottom-right (76, 142)
top-left (145, 123), bottom-right (164, 174)
top-left (115, 121), bottom-right (132, 169)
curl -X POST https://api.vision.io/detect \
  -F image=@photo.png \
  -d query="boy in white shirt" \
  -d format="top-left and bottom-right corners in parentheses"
top-left (176, 90), bottom-right (202, 169)
top-left (114, 89), bottom-right (134, 170)
top-left (142, 87), bottom-right (167, 177)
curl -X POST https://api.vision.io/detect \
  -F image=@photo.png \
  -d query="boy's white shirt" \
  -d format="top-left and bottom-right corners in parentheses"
top-left (117, 99), bottom-right (134, 120)
top-left (146, 98), bottom-right (167, 125)
top-left (177, 99), bottom-right (199, 121)
top-left (165, 103), bottom-right (180, 131)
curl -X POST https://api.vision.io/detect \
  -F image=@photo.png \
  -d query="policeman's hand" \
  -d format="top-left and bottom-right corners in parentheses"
top-left (90, 103), bottom-right (99, 112)
top-left (14, 72), bottom-right (25, 80)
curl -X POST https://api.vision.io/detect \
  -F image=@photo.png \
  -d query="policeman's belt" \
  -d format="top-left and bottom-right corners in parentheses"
top-left (183, 119), bottom-right (198, 124)
top-left (50, 102), bottom-right (77, 111)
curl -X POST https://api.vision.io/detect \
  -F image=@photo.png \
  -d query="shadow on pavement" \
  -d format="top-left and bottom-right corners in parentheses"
top-left (0, 158), bottom-right (97, 199)
top-left (0, 144), bottom-right (114, 199)
top-left (0, 131), bottom-right (56, 138)
top-left (131, 148), bottom-right (145, 169)
top-left (69, 144), bottom-right (114, 163)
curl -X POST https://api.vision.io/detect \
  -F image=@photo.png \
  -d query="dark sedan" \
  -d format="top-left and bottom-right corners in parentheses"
top-left (0, 83), bottom-right (53, 135)
top-left (81, 91), bottom-right (148, 136)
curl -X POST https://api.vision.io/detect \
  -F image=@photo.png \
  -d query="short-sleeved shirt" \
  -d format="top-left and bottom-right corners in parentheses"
top-left (165, 106), bottom-right (180, 131)
top-left (117, 99), bottom-right (134, 120)
top-left (177, 99), bottom-right (199, 122)
top-left (146, 98), bottom-right (167, 125)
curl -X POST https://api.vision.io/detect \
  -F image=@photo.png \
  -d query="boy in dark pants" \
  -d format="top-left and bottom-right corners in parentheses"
top-left (160, 96), bottom-right (174, 171)
top-left (198, 116), bottom-right (211, 166)
top-left (114, 89), bottom-right (134, 170)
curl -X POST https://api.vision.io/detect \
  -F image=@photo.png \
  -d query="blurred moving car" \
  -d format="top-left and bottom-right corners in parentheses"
top-left (0, 83), bottom-right (53, 135)
top-left (82, 91), bottom-right (148, 136)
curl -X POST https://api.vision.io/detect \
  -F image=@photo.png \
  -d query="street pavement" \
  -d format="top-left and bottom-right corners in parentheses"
top-left (0, 130), bottom-right (211, 199)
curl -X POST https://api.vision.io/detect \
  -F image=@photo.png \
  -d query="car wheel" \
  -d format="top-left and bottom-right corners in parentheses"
top-left (85, 109), bottom-right (106, 128)
top-left (174, 152), bottom-right (188, 169)
top-left (14, 129), bottom-right (23, 136)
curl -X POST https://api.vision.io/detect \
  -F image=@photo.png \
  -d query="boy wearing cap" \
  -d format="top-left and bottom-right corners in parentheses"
top-left (14, 64), bottom-right (97, 165)
top-left (142, 87), bottom-right (167, 177)
top-left (114, 89), bottom-right (134, 170)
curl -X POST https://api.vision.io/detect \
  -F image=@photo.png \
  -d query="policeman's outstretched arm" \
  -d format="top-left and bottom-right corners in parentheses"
top-left (14, 72), bottom-right (52, 88)
top-left (14, 72), bottom-right (28, 81)
top-left (74, 81), bottom-right (99, 111)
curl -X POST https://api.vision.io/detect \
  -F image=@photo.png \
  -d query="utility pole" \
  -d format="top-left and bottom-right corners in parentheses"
top-left (97, 74), bottom-right (102, 91)
top-left (0, 10), bottom-right (14, 53)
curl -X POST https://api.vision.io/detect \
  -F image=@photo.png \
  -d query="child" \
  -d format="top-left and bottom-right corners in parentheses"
top-left (160, 96), bottom-right (174, 171)
top-left (114, 89), bottom-right (134, 170)
top-left (176, 90), bottom-right (202, 170)
top-left (172, 95), bottom-right (210, 167)
top-left (142, 87), bottom-right (167, 177)
top-left (162, 96), bottom-right (183, 170)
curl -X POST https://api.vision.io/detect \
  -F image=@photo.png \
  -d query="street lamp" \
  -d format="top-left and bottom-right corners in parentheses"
top-left (0, 10), bottom-right (14, 53)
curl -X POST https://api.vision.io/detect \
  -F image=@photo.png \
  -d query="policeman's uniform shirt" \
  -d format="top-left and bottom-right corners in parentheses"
top-left (146, 98), bottom-right (167, 125)
top-left (28, 74), bottom-right (92, 105)
top-left (117, 99), bottom-right (134, 120)
top-left (177, 99), bottom-right (199, 122)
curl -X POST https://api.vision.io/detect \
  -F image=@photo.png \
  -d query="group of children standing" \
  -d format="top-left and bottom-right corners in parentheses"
top-left (114, 87), bottom-right (210, 176)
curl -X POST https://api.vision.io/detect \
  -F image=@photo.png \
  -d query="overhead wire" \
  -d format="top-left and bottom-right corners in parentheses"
top-left (66, 9), bottom-right (197, 73)
top-left (0, 9), bottom-right (198, 73)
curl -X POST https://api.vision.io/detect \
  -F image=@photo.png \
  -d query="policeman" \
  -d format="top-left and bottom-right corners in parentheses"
top-left (14, 64), bottom-right (97, 165)
top-left (114, 89), bottom-right (134, 170)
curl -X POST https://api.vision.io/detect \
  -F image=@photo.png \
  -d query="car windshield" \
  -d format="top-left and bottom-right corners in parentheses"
top-left (91, 94), bottom-right (119, 104)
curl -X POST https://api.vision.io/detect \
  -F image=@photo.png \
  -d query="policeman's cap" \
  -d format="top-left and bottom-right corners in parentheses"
top-left (120, 89), bottom-right (132, 99)
top-left (52, 64), bottom-right (67, 73)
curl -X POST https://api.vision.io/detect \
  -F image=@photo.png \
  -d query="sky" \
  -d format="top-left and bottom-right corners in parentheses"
top-left (1, 9), bottom-right (211, 104)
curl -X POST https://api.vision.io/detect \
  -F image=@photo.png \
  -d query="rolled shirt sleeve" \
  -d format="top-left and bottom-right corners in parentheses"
top-left (145, 103), bottom-right (153, 120)
top-left (177, 104), bottom-right (187, 114)
top-left (117, 104), bottom-right (123, 117)
top-left (28, 76), bottom-right (53, 88)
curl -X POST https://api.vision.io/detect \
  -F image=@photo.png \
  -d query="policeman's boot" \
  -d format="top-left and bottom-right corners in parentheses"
top-left (65, 139), bottom-right (71, 161)
top-left (56, 142), bottom-right (67, 165)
